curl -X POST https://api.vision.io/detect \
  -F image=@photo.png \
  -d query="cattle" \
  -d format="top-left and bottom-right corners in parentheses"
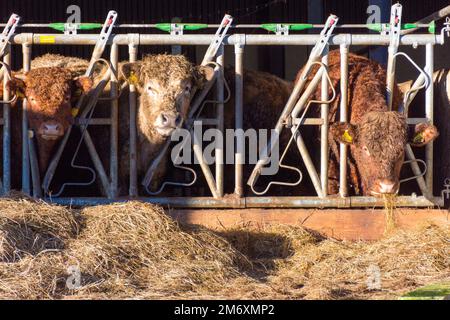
top-left (118, 54), bottom-right (216, 193)
top-left (295, 50), bottom-right (439, 196)
top-left (119, 55), bottom-right (294, 195)
top-left (1, 54), bottom-right (94, 175)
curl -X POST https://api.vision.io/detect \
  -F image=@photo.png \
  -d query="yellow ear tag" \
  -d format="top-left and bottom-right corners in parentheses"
top-left (71, 108), bottom-right (79, 117)
top-left (128, 71), bottom-right (139, 86)
top-left (342, 130), bottom-right (353, 143)
top-left (413, 132), bottom-right (424, 144)
top-left (16, 90), bottom-right (25, 99)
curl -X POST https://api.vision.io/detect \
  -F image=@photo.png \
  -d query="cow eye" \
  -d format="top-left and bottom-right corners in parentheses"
top-left (184, 85), bottom-right (191, 94)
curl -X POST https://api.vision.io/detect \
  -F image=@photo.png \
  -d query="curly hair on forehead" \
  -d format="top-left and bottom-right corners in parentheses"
top-left (357, 111), bottom-right (408, 161)
top-left (24, 67), bottom-right (72, 108)
top-left (138, 54), bottom-right (195, 86)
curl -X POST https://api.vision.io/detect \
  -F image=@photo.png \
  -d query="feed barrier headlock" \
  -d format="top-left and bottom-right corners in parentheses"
top-left (2, 4), bottom-right (450, 208)
top-left (37, 11), bottom-right (118, 198)
top-left (0, 13), bottom-right (20, 195)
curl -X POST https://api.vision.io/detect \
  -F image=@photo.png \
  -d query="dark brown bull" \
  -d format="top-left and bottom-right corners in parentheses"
top-left (298, 50), bottom-right (438, 195)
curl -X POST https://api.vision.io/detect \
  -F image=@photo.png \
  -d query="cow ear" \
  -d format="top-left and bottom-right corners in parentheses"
top-left (4, 76), bottom-right (26, 102)
top-left (73, 76), bottom-right (93, 94)
top-left (330, 122), bottom-right (357, 145)
top-left (120, 62), bottom-right (142, 88)
top-left (409, 123), bottom-right (439, 147)
top-left (193, 65), bottom-right (215, 89)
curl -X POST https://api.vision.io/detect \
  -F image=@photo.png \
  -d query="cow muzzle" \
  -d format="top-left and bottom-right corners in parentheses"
top-left (38, 121), bottom-right (65, 141)
top-left (154, 112), bottom-right (182, 137)
top-left (370, 179), bottom-right (399, 195)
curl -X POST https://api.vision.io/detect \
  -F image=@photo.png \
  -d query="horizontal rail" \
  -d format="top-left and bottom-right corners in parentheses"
top-left (10, 33), bottom-right (445, 46)
top-left (0, 23), bottom-right (431, 30)
top-left (47, 195), bottom-right (440, 208)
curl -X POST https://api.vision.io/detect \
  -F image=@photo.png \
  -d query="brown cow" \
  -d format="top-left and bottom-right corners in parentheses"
top-left (4, 65), bottom-right (93, 174)
top-left (297, 50), bottom-right (438, 195)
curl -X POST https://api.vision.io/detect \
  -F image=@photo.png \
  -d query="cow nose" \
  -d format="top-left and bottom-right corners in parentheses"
top-left (39, 121), bottom-right (64, 140)
top-left (159, 112), bottom-right (180, 128)
top-left (375, 179), bottom-right (397, 194)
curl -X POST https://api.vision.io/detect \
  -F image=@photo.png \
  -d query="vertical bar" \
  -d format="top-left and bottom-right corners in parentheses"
top-left (110, 43), bottom-right (119, 198)
top-left (425, 43), bottom-right (434, 195)
top-left (128, 42), bottom-right (138, 197)
top-left (2, 45), bottom-right (11, 193)
top-left (215, 44), bottom-right (224, 197)
top-left (234, 41), bottom-right (244, 197)
top-left (320, 46), bottom-right (329, 196)
top-left (22, 42), bottom-right (31, 194)
top-left (28, 132), bottom-right (42, 198)
top-left (339, 44), bottom-right (349, 197)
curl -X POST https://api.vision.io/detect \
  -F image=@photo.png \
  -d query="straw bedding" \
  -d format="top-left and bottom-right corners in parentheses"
top-left (0, 197), bottom-right (448, 300)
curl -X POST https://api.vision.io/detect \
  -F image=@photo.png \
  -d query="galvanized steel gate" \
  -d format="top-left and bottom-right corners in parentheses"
top-left (1, 7), bottom-right (450, 208)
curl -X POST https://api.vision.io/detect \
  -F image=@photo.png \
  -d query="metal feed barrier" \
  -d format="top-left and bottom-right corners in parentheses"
top-left (1, 4), bottom-right (449, 208)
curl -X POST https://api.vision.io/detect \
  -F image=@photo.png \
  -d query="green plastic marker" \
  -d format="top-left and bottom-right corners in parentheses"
top-left (155, 23), bottom-right (208, 33)
top-left (428, 21), bottom-right (435, 34)
top-left (48, 23), bottom-right (102, 32)
top-left (261, 23), bottom-right (314, 33)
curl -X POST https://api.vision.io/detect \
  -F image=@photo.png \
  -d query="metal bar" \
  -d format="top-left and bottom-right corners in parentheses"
top-left (47, 195), bottom-right (438, 208)
top-left (339, 44), bottom-right (349, 197)
top-left (2, 45), bottom-right (11, 193)
top-left (401, 4), bottom-right (450, 35)
top-left (109, 43), bottom-right (119, 198)
top-left (192, 129), bottom-right (219, 198)
top-left (215, 44), bottom-right (224, 197)
top-left (128, 40), bottom-right (138, 197)
top-left (320, 47), bottom-right (329, 196)
top-left (234, 40), bottom-right (244, 197)
top-left (81, 130), bottom-right (112, 198)
top-left (10, 33), bottom-right (444, 46)
top-left (74, 118), bottom-right (112, 125)
top-left (28, 131), bottom-right (42, 198)
top-left (425, 43), bottom-right (434, 195)
top-left (21, 42), bottom-right (31, 194)
top-left (0, 23), bottom-right (433, 30)
top-left (386, 3), bottom-right (402, 111)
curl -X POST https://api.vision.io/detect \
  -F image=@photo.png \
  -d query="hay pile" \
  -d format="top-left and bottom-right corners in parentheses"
top-left (0, 197), bottom-right (448, 300)
top-left (0, 199), bottom-right (249, 299)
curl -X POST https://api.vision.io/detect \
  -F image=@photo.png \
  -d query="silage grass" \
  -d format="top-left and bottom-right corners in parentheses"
top-left (0, 197), bottom-right (448, 300)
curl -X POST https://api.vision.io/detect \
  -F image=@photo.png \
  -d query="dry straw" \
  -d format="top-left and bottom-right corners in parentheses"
top-left (0, 196), bottom-right (448, 300)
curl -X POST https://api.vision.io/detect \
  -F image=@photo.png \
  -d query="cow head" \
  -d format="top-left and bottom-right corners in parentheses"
top-left (8, 67), bottom-right (93, 172)
top-left (331, 111), bottom-right (438, 195)
top-left (121, 54), bottom-right (214, 141)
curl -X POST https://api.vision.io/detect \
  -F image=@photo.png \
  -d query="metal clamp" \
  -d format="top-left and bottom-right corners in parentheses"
top-left (201, 14), bottom-right (233, 65)
top-left (86, 10), bottom-right (117, 76)
top-left (0, 14), bottom-right (20, 58)
top-left (386, 3), bottom-right (402, 110)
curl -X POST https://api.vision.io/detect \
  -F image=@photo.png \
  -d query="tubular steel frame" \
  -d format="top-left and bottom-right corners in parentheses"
top-left (3, 28), bottom-right (448, 207)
